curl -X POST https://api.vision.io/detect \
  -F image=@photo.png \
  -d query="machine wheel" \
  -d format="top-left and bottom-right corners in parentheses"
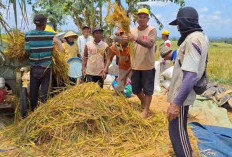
top-left (20, 87), bottom-right (28, 118)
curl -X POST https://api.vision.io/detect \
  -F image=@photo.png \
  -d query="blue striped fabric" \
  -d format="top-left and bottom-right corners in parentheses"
top-left (25, 30), bottom-right (55, 67)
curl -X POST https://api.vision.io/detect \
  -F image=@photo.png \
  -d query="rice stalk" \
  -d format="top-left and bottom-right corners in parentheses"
top-left (4, 30), bottom-right (29, 61)
top-left (106, 3), bottom-right (136, 56)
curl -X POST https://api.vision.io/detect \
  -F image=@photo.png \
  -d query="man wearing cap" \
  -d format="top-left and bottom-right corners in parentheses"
top-left (161, 30), bottom-right (171, 48)
top-left (62, 31), bottom-right (80, 61)
top-left (25, 14), bottom-right (61, 112)
top-left (160, 30), bottom-right (172, 73)
top-left (127, 8), bottom-right (157, 118)
top-left (82, 27), bottom-right (109, 88)
top-left (77, 26), bottom-right (94, 58)
top-left (167, 7), bottom-right (209, 157)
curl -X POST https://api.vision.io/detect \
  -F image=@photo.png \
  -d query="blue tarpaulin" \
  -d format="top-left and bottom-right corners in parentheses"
top-left (189, 122), bottom-right (232, 157)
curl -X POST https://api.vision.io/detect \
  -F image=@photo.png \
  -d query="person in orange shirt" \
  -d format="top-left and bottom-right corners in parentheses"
top-left (103, 29), bottom-right (131, 94)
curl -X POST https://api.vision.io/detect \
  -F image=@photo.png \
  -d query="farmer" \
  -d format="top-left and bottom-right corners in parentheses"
top-left (82, 27), bottom-right (109, 88)
top-left (167, 7), bottom-right (209, 157)
top-left (160, 30), bottom-right (172, 73)
top-left (159, 44), bottom-right (178, 63)
top-left (161, 30), bottom-right (171, 48)
top-left (103, 29), bottom-right (131, 94)
top-left (25, 14), bottom-right (61, 111)
top-left (62, 31), bottom-right (81, 61)
top-left (77, 26), bottom-right (94, 58)
top-left (126, 8), bottom-right (157, 118)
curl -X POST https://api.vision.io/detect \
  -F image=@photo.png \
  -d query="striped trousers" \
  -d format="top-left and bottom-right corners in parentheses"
top-left (169, 106), bottom-right (193, 157)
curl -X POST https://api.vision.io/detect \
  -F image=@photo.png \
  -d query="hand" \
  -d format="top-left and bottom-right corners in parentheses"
top-left (120, 35), bottom-right (129, 45)
top-left (53, 36), bottom-right (60, 44)
top-left (167, 103), bottom-right (180, 121)
top-left (82, 69), bottom-right (86, 76)
top-left (128, 33), bottom-right (137, 41)
top-left (121, 73), bottom-right (129, 86)
top-left (99, 70), bottom-right (107, 80)
top-left (165, 88), bottom-right (170, 95)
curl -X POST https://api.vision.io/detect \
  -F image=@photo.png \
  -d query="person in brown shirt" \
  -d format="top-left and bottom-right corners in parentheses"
top-left (125, 8), bottom-right (157, 118)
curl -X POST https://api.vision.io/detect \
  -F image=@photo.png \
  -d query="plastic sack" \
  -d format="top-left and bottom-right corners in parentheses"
top-left (162, 80), bottom-right (171, 89)
top-left (161, 66), bottom-right (174, 80)
top-left (108, 64), bottom-right (119, 75)
top-left (159, 57), bottom-right (171, 73)
top-left (105, 75), bottom-right (115, 85)
top-left (154, 61), bottom-right (161, 92)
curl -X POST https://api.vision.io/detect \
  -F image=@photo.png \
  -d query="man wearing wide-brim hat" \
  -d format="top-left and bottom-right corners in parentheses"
top-left (62, 31), bottom-right (81, 61)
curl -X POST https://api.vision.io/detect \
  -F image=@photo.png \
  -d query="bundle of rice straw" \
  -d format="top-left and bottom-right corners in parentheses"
top-left (0, 83), bottom-right (174, 156)
top-left (106, 3), bottom-right (136, 55)
top-left (52, 44), bottom-right (70, 86)
top-left (4, 30), bottom-right (29, 61)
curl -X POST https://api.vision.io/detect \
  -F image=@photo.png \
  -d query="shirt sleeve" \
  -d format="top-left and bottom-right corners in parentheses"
top-left (181, 37), bottom-right (201, 73)
top-left (25, 34), bottom-right (30, 52)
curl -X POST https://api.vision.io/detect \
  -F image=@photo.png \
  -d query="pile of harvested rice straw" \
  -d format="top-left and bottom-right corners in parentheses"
top-left (106, 3), bottom-right (136, 55)
top-left (0, 83), bottom-right (175, 156)
top-left (3, 30), bottom-right (29, 62)
top-left (3, 30), bottom-right (70, 85)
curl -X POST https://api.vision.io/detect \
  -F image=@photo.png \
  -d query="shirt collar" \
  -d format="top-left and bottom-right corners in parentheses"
top-left (94, 40), bottom-right (103, 46)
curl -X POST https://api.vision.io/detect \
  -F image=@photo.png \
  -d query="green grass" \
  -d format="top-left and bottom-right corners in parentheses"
top-left (156, 40), bottom-right (232, 85)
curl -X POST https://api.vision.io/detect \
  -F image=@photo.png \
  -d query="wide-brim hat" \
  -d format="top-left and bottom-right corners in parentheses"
top-left (64, 31), bottom-right (78, 38)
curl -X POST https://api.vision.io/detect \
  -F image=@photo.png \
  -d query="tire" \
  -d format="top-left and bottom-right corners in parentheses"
top-left (20, 87), bottom-right (28, 118)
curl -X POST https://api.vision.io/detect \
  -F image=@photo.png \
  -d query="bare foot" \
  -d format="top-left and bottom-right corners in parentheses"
top-left (140, 110), bottom-right (149, 118)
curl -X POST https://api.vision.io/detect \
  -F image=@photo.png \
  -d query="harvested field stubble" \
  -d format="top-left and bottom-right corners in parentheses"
top-left (0, 83), bottom-right (174, 156)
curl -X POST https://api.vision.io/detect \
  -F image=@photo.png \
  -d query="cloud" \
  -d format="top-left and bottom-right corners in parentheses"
top-left (200, 7), bottom-right (208, 13)
top-left (214, 11), bottom-right (221, 15)
top-left (137, 1), bottom-right (171, 7)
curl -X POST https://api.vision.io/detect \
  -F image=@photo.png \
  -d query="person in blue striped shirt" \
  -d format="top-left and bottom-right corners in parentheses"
top-left (25, 14), bottom-right (57, 112)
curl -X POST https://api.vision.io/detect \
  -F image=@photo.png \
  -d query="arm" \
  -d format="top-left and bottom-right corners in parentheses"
top-left (25, 34), bottom-right (30, 53)
top-left (76, 43), bottom-right (82, 58)
top-left (77, 37), bottom-right (81, 53)
top-left (174, 38), bottom-right (202, 105)
top-left (131, 28), bottom-right (157, 49)
top-left (53, 36), bottom-right (64, 52)
top-left (82, 45), bottom-right (88, 75)
top-left (104, 48), bottom-right (116, 73)
top-left (174, 71), bottom-right (198, 106)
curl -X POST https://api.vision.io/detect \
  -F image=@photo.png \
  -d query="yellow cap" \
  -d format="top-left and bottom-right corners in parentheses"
top-left (64, 31), bottom-right (78, 38)
top-left (162, 30), bottom-right (170, 36)
top-left (138, 8), bottom-right (149, 15)
top-left (45, 25), bottom-right (57, 34)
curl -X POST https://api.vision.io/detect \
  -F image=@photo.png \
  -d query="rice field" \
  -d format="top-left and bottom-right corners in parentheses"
top-left (156, 40), bottom-right (232, 85)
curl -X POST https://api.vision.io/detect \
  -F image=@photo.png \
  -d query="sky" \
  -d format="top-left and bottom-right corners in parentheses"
top-left (1, 0), bottom-right (232, 39)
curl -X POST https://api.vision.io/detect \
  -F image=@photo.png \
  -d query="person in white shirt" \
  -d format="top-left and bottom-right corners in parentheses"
top-left (160, 30), bottom-right (172, 73)
top-left (77, 26), bottom-right (94, 57)
top-left (161, 30), bottom-right (171, 48)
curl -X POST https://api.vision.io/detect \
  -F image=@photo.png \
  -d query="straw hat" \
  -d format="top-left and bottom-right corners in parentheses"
top-left (64, 31), bottom-right (78, 38)
top-left (159, 43), bottom-right (172, 58)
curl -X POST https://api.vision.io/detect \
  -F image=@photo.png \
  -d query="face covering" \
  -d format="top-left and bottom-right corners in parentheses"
top-left (177, 18), bottom-right (203, 46)
top-left (66, 38), bottom-right (75, 46)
